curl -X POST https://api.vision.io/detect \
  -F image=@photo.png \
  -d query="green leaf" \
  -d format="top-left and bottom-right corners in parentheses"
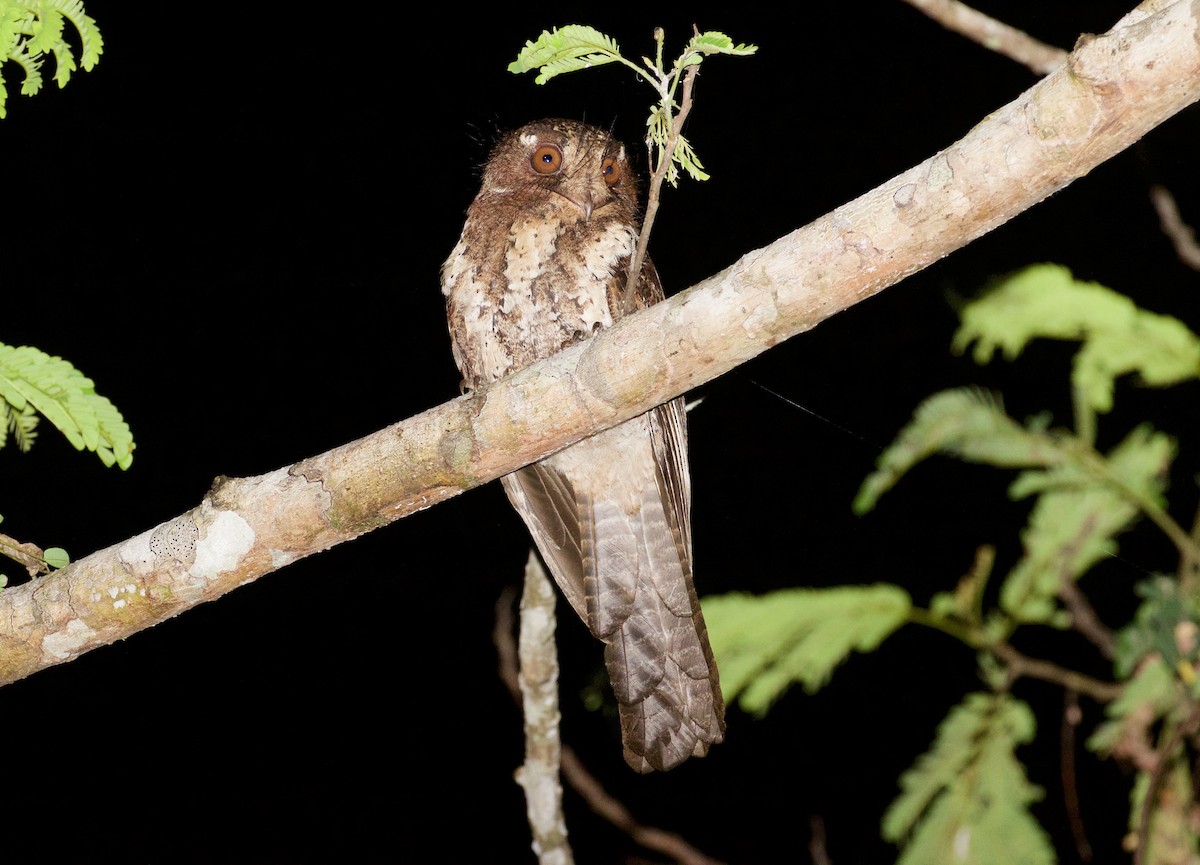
top-left (854, 388), bottom-right (1064, 515)
top-left (953, 264), bottom-right (1200, 413)
top-left (42, 547), bottom-right (69, 569)
top-left (0, 400), bottom-right (39, 452)
top-left (684, 31), bottom-right (758, 57)
top-left (999, 425), bottom-right (1173, 623)
top-left (1112, 577), bottom-right (1199, 679)
top-left (0, 0), bottom-right (102, 116)
top-left (508, 25), bottom-right (623, 84)
top-left (0, 343), bottom-right (134, 468)
top-left (25, 8), bottom-right (63, 56)
top-left (702, 584), bottom-right (910, 715)
top-left (646, 109), bottom-right (710, 185)
top-left (1087, 656), bottom-right (1176, 756)
top-left (883, 692), bottom-right (1053, 865)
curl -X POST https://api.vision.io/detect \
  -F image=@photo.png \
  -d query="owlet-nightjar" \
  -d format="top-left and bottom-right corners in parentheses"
top-left (441, 118), bottom-right (724, 772)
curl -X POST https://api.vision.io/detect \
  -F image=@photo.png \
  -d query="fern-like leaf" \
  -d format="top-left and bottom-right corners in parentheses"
top-left (646, 109), bottom-right (710, 185)
top-left (508, 25), bottom-right (623, 85)
top-left (683, 31), bottom-right (758, 59)
top-left (48, 0), bottom-right (101, 70)
top-left (702, 584), bottom-right (910, 715)
top-left (0, 400), bottom-right (39, 451)
top-left (882, 692), bottom-right (1053, 865)
top-left (854, 388), bottom-right (1064, 515)
top-left (0, 343), bottom-right (133, 468)
top-left (1087, 656), bottom-right (1177, 757)
top-left (999, 424), bottom-right (1173, 623)
top-left (1113, 577), bottom-right (1200, 680)
top-left (0, 0), bottom-right (101, 117)
top-left (953, 264), bottom-right (1200, 413)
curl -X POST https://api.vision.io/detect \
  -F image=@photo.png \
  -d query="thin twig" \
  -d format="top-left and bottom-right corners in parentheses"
top-left (992, 642), bottom-right (1123, 702)
top-left (1180, 501), bottom-right (1200, 598)
top-left (1060, 690), bottom-right (1094, 862)
top-left (623, 62), bottom-right (700, 314)
top-left (898, 0), bottom-right (1067, 74)
top-left (808, 814), bottom-right (833, 865)
top-left (0, 532), bottom-right (49, 577)
top-left (493, 567), bottom-right (724, 865)
top-left (1075, 446), bottom-right (1200, 570)
top-left (559, 748), bottom-right (726, 865)
top-left (1149, 185), bottom-right (1200, 271)
top-left (1058, 566), bottom-right (1116, 660)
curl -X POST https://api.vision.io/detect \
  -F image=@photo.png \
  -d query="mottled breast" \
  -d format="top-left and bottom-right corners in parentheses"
top-left (441, 119), bottom-right (643, 388)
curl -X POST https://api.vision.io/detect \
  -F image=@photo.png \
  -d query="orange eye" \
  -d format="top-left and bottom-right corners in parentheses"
top-left (601, 155), bottom-right (621, 186)
top-left (530, 144), bottom-right (563, 175)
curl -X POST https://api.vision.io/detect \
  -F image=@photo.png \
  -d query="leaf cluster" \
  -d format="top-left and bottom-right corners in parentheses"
top-left (0, 342), bottom-right (134, 584)
top-left (882, 692), bottom-right (1053, 865)
top-left (0, 0), bottom-right (102, 118)
top-left (0, 342), bottom-right (133, 469)
top-left (509, 25), bottom-right (756, 187)
top-left (701, 265), bottom-right (1200, 862)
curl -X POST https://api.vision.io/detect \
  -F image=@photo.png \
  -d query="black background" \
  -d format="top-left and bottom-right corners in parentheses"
top-left (4, 4), bottom-right (1198, 864)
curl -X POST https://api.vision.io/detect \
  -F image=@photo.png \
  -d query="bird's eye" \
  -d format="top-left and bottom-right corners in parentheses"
top-left (530, 144), bottom-right (563, 175)
top-left (601, 155), bottom-right (621, 186)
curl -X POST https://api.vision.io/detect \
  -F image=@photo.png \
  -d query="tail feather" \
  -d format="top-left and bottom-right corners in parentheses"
top-left (501, 406), bottom-right (724, 772)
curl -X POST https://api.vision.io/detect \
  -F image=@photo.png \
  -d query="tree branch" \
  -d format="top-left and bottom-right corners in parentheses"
top-left (1150, 183), bottom-right (1200, 270)
top-left (512, 553), bottom-right (573, 865)
top-left (1, 0), bottom-right (1197, 686)
top-left (899, 0), bottom-right (1069, 74)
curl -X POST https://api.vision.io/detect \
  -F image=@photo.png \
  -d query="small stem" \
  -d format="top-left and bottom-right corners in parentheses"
top-left (1179, 498), bottom-right (1200, 598)
top-left (1058, 568), bottom-right (1115, 659)
top-left (1149, 184), bottom-right (1200, 271)
top-left (907, 608), bottom-right (1121, 701)
top-left (0, 531), bottom-right (47, 576)
top-left (1060, 690), bottom-right (1094, 862)
top-left (906, 606), bottom-right (981, 646)
top-left (622, 62), bottom-right (700, 314)
top-left (559, 748), bottom-right (726, 865)
top-left (992, 642), bottom-right (1123, 702)
top-left (1072, 385), bottom-right (1096, 448)
top-left (1079, 446), bottom-right (1199, 566)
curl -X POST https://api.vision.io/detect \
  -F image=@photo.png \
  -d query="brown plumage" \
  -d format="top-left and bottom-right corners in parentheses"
top-left (441, 118), bottom-right (724, 772)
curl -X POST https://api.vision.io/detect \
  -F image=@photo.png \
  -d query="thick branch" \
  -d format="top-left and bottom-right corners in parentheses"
top-left (1, 0), bottom-right (1197, 686)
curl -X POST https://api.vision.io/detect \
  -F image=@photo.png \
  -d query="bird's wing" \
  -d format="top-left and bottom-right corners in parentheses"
top-left (500, 405), bottom-right (724, 772)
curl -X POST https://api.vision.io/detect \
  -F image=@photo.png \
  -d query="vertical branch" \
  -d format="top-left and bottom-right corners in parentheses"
top-left (622, 62), bottom-right (701, 314)
top-left (1060, 691), bottom-right (1093, 862)
top-left (514, 552), bottom-right (573, 865)
top-left (493, 574), bottom-right (724, 865)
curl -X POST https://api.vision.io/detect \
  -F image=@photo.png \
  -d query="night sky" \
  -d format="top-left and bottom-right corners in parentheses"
top-left (4, 4), bottom-right (1198, 864)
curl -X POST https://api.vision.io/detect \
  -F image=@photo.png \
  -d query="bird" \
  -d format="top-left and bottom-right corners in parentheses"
top-left (441, 118), bottom-right (725, 772)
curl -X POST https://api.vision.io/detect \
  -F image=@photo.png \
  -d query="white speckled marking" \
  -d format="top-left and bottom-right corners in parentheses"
top-left (191, 511), bottom-right (255, 578)
top-left (42, 618), bottom-right (96, 661)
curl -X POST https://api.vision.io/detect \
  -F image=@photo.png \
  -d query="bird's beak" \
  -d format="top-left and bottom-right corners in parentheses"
top-left (557, 189), bottom-right (595, 221)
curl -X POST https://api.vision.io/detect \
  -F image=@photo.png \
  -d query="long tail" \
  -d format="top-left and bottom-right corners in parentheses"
top-left (500, 403), bottom-right (724, 771)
